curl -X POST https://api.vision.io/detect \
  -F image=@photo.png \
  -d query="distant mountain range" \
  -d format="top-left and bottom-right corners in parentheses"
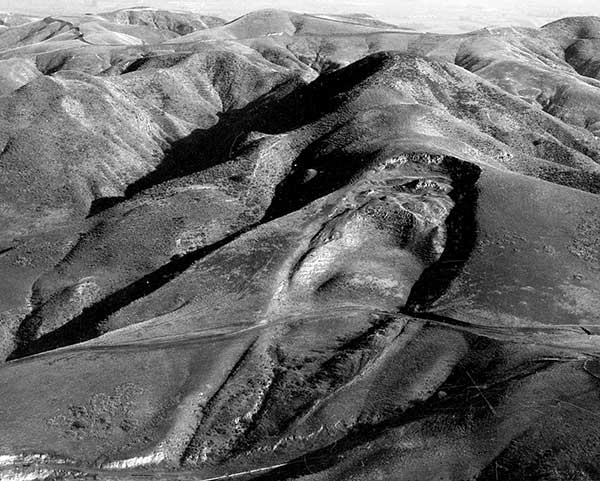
top-left (0, 0), bottom-right (598, 32)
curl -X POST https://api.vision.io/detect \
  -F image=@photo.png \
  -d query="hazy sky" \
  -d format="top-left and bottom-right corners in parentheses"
top-left (0, 0), bottom-right (599, 31)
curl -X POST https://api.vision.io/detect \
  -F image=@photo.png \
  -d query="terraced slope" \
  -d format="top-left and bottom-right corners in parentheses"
top-left (0, 9), bottom-right (599, 481)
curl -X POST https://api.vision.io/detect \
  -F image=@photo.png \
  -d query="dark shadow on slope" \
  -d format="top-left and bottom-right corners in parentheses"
top-left (0, 246), bottom-right (15, 257)
top-left (404, 160), bottom-right (482, 312)
top-left (123, 113), bottom-right (245, 197)
top-left (86, 196), bottom-right (126, 218)
top-left (262, 142), bottom-right (380, 222)
top-left (7, 226), bottom-right (255, 361)
top-left (257, 51), bottom-right (402, 135)
top-left (86, 78), bottom-right (301, 216)
top-left (121, 80), bottom-right (295, 199)
top-left (121, 52), bottom-right (392, 200)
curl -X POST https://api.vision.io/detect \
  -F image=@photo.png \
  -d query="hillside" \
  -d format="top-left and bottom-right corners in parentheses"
top-left (0, 8), bottom-right (599, 481)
